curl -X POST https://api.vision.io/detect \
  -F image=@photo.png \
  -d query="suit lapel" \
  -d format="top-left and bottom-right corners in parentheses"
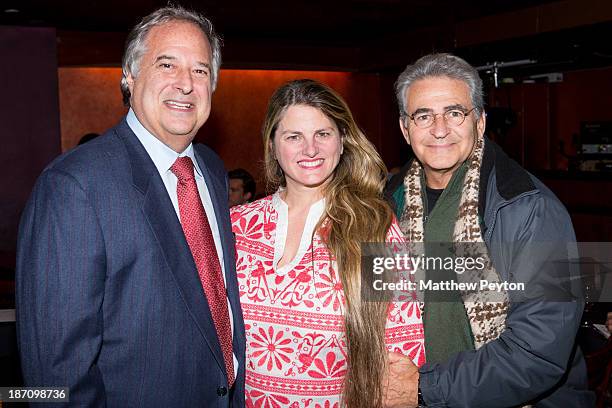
top-left (117, 121), bottom-right (226, 372)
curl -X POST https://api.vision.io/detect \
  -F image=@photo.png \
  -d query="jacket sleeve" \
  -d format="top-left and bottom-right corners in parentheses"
top-left (418, 192), bottom-right (584, 407)
top-left (16, 169), bottom-right (107, 407)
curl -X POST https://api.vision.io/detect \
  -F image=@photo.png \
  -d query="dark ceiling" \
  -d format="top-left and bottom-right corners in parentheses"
top-left (3, 0), bottom-right (612, 75)
top-left (1, 0), bottom-right (557, 44)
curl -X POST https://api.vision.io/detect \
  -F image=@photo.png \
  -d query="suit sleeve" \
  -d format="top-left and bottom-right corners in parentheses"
top-left (418, 194), bottom-right (584, 407)
top-left (16, 169), bottom-right (107, 406)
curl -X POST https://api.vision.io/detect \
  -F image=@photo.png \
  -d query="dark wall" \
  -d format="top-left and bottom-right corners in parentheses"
top-left (487, 66), bottom-right (612, 171)
top-left (0, 26), bottom-right (61, 286)
top-left (486, 69), bottom-right (612, 242)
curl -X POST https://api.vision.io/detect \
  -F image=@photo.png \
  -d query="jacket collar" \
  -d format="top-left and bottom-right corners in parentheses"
top-left (479, 138), bottom-right (536, 215)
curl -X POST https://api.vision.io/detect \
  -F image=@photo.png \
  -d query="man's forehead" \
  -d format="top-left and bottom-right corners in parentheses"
top-left (405, 76), bottom-right (471, 108)
top-left (145, 20), bottom-right (210, 53)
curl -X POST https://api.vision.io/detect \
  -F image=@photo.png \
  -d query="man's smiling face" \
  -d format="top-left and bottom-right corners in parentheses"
top-left (127, 20), bottom-right (213, 153)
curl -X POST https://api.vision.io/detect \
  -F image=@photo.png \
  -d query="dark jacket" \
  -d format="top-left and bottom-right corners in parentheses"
top-left (384, 139), bottom-right (594, 407)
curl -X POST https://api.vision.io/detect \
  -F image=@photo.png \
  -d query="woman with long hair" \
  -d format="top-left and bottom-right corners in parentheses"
top-left (231, 79), bottom-right (424, 407)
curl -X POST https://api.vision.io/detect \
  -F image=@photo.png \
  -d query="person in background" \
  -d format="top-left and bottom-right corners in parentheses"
top-left (231, 79), bottom-right (425, 407)
top-left (387, 165), bottom-right (402, 181)
top-left (77, 132), bottom-right (100, 145)
top-left (383, 53), bottom-right (592, 407)
top-left (16, 5), bottom-right (245, 406)
top-left (228, 168), bottom-right (256, 206)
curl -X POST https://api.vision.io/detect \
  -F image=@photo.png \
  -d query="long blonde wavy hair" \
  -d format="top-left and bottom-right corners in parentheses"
top-left (262, 79), bottom-right (394, 407)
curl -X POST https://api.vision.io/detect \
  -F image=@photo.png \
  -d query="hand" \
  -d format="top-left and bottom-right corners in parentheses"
top-left (382, 352), bottom-right (419, 408)
top-left (606, 312), bottom-right (612, 333)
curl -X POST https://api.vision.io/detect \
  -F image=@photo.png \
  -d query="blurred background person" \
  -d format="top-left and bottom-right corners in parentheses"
top-left (228, 168), bottom-right (256, 206)
top-left (77, 132), bottom-right (100, 145)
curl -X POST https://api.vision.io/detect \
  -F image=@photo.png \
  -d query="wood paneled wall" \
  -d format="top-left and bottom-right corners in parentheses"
top-left (58, 68), bottom-right (403, 195)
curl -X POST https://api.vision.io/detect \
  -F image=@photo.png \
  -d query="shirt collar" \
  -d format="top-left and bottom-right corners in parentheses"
top-left (126, 108), bottom-right (203, 178)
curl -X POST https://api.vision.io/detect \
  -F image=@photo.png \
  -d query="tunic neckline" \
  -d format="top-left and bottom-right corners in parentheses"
top-left (271, 191), bottom-right (326, 276)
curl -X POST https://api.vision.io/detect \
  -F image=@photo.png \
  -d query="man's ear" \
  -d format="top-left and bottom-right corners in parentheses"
top-left (244, 192), bottom-right (253, 201)
top-left (126, 72), bottom-right (135, 94)
top-left (399, 117), bottom-right (411, 145)
top-left (477, 110), bottom-right (486, 137)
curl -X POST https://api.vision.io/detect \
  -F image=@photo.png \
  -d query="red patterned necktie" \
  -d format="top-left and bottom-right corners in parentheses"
top-left (171, 156), bottom-right (235, 387)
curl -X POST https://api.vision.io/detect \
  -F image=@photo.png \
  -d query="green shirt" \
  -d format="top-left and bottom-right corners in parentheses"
top-left (421, 163), bottom-right (475, 364)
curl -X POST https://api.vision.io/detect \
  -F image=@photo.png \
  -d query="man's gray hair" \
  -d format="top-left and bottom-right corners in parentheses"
top-left (120, 5), bottom-right (222, 106)
top-left (395, 53), bottom-right (484, 118)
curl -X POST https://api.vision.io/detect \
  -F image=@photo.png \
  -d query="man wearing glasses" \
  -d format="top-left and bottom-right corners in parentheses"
top-left (383, 53), bottom-right (593, 407)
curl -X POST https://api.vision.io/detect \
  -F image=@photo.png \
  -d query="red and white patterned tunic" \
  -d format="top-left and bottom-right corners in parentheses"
top-left (231, 193), bottom-right (425, 408)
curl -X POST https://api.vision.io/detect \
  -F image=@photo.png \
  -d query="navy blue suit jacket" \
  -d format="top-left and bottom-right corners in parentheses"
top-left (16, 119), bottom-right (246, 407)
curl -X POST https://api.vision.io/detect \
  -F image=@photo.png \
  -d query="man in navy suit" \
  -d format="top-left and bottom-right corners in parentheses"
top-left (16, 5), bottom-right (245, 407)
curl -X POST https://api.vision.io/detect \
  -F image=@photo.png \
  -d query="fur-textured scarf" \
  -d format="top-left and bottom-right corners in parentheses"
top-left (399, 133), bottom-right (509, 348)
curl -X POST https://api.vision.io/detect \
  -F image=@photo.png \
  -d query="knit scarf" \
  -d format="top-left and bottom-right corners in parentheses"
top-left (399, 134), bottom-right (509, 348)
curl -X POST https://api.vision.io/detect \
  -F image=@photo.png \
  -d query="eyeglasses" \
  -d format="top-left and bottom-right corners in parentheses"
top-left (406, 107), bottom-right (476, 129)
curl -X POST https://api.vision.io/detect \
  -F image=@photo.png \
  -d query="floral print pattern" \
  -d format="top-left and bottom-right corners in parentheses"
top-left (232, 194), bottom-right (425, 407)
